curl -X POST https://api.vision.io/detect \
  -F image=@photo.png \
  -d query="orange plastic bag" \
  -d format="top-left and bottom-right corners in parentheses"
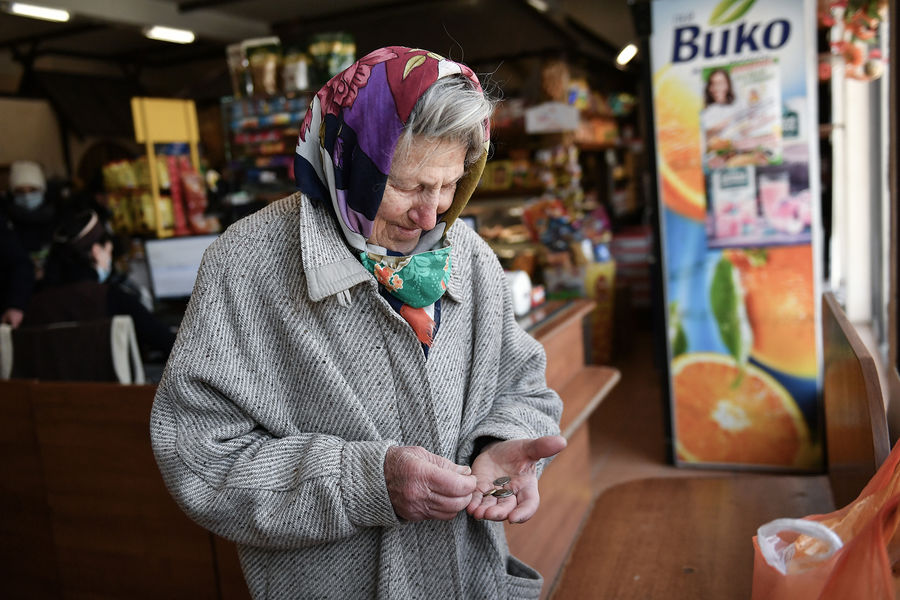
top-left (752, 441), bottom-right (900, 600)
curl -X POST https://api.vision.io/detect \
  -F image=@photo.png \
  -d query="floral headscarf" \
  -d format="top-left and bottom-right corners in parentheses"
top-left (293, 46), bottom-right (490, 255)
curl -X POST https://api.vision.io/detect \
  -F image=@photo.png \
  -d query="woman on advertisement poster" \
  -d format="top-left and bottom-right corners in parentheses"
top-left (701, 60), bottom-right (783, 169)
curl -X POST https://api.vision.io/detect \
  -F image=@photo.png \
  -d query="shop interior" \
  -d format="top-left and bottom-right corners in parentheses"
top-left (0, 0), bottom-right (898, 598)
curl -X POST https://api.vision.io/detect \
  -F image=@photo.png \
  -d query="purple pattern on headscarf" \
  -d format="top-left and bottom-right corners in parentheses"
top-left (335, 188), bottom-right (374, 239)
top-left (295, 46), bottom-right (488, 252)
top-left (332, 136), bottom-right (344, 169)
top-left (342, 62), bottom-right (404, 176)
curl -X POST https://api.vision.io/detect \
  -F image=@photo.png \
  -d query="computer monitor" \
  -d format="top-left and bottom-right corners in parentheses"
top-left (144, 234), bottom-right (218, 301)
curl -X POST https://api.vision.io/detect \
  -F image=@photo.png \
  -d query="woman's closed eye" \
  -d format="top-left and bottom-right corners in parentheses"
top-left (392, 182), bottom-right (456, 195)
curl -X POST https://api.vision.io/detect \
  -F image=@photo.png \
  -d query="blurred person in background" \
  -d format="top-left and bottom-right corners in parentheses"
top-left (2, 160), bottom-right (58, 276)
top-left (0, 212), bottom-right (35, 328)
top-left (27, 210), bottom-right (174, 361)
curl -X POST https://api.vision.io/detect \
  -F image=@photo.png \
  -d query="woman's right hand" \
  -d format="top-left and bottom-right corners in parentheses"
top-left (384, 446), bottom-right (477, 522)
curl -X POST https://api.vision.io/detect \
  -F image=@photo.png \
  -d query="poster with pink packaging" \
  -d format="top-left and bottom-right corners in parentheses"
top-left (706, 137), bottom-right (813, 248)
top-left (702, 57), bottom-right (813, 249)
top-left (652, 0), bottom-right (822, 471)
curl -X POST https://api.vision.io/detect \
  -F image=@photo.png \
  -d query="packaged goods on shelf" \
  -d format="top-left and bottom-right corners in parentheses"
top-left (307, 32), bottom-right (355, 84)
top-left (491, 98), bottom-right (526, 130)
top-left (102, 160), bottom-right (138, 191)
top-left (226, 42), bottom-right (252, 98)
top-left (106, 189), bottom-right (174, 235)
top-left (101, 157), bottom-right (170, 191)
top-left (101, 149), bottom-right (218, 237)
top-left (567, 78), bottom-right (592, 110)
top-left (136, 190), bottom-right (174, 234)
top-left (243, 37), bottom-right (283, 97)
top-left (282, 46), bottom-right (311, 93)
top-left (522, 198), bottom-right (568, 245)
top-left (166, 154), bottom-right (220, 236)
top-left (574, 116), bottom-right (620, 148)
top-left (227, 35), bottom-right (321, 98)
top-left (222, 93), bottom-right (313, 195)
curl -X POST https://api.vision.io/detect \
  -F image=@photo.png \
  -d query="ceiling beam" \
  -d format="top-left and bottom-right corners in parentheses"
top-left (276, 0), bottom-right (441, 27)
top-left (178, 0), bottom-right (246, 12)
top-left (30, 0), bottom-right (270, 41)
top-left (0, 23), bottom-right (108, 51)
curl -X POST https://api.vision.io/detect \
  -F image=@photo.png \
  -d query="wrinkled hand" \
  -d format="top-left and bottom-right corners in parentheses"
top-left (466, 436), bottom-right (567, 524)
top-left (1, 308), bottom-right (24, 329)
top-left (384, 446), bottom-right (477, 522)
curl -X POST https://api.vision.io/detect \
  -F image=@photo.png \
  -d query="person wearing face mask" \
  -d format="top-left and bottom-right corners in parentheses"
top-left (2, 160), bottom-right (57, 273)
top-left (25, 210), bottom-right (175, 362)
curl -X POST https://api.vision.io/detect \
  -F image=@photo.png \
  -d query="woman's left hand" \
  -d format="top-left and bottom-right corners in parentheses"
top-left (466, 435), bottom-right (566, 524)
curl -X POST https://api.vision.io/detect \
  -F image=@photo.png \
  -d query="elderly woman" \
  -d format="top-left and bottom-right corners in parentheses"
top-left (151, 46), bottom-right (565, 599)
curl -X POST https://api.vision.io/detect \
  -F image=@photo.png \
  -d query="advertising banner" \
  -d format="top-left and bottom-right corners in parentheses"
top-left (650, 0), bottom-right (822, 469)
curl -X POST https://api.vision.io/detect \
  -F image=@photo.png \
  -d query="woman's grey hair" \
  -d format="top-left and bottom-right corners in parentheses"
top-left (399, 74), bottom-right (496, 167)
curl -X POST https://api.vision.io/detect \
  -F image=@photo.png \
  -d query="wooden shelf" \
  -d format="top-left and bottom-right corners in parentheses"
top-left (506, 299), bottom-right (621, 599)
top-left (558, 366), bottom-right (621, 439)
top-left (576, 141), bottom-right (621, 151)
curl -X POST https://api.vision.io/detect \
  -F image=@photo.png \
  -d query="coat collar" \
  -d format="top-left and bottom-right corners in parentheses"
top-left (297, 193), bottom-right (469, 304)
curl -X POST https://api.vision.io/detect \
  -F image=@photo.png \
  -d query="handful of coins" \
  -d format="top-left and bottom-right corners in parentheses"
top-left (485, 476), bottom-right (514, 499)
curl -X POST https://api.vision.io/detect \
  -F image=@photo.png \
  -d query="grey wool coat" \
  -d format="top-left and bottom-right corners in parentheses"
top-left (150, 193), bottom-right (563, 599)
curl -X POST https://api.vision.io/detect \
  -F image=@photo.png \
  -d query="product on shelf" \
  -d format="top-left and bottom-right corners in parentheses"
top-left (243, 36), bottom-right (283, 97)
top-left (165, 155), bottom-right (190, 236)
top-left (307, 32), bottom-right (355, 85)
top-left (101, 149), bottom-right (220, 237)
top-left (221, 93), bottom-right (314, 194)
top-left (226, 42), bottom-right (252, 98)
top-left (282, 46), bottom-right (311, 93)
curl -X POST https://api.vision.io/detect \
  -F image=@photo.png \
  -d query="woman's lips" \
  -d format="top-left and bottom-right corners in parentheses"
top-left (392, 224), bottom-right (421, 238)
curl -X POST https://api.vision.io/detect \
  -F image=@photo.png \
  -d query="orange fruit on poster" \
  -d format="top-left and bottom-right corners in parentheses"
top-left (725, 246), bottom-right (817, 379)
top-left (673, 352), bottom-right (813, 467)
top-left (654, 66), bottom-right (706, 221)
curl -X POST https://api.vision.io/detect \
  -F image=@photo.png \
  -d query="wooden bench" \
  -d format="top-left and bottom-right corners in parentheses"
top-left (0, 380), bottom-right (243, 599)
top-left (551, 291), bottom-right (892, 599)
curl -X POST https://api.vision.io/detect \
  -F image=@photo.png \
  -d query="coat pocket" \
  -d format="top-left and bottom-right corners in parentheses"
top-left (505, 554), bottom-right (543, 599)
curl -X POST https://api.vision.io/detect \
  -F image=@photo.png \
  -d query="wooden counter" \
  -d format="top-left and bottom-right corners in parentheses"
top-left (552, 475), bottom-right (833, 599)
top-left (551, 292), bottom-right (890, 599)
top-left (508, 299), bottom-right (621, 598)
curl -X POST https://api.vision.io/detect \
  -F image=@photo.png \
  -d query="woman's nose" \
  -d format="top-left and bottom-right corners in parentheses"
top-left (409, 190), bottom-right (441, 230)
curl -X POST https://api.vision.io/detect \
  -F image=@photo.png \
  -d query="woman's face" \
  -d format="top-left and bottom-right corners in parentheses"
top-left (369, 136), bottom-right (467, 254)
top-left (709, 71), bottom-right (730, 104)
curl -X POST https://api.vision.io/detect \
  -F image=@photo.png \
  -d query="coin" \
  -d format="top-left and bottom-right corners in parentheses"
top-left (493, 476), bottom-right (511, 486)
top-left (493, 489), bottom-right (514, 498)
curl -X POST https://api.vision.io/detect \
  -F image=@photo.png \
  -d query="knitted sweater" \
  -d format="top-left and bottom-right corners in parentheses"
top-left (150, 193), bottom-right (563, 599)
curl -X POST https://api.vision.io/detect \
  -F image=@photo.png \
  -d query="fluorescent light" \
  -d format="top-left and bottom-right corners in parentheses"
top-left (9, 3), bottom-right (70, 22)
top-left (526, 0), bottom-right (549, 13)
top-left (144, 25), bottom-right (195, 44)
top-left (616, 43), bottom-right (638, 66)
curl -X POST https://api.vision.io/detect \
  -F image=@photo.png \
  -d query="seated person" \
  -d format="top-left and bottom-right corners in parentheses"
top-left (25, 210), bottom-right (175, 362)
top-left (0, 213), bottom-right (35, 328)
